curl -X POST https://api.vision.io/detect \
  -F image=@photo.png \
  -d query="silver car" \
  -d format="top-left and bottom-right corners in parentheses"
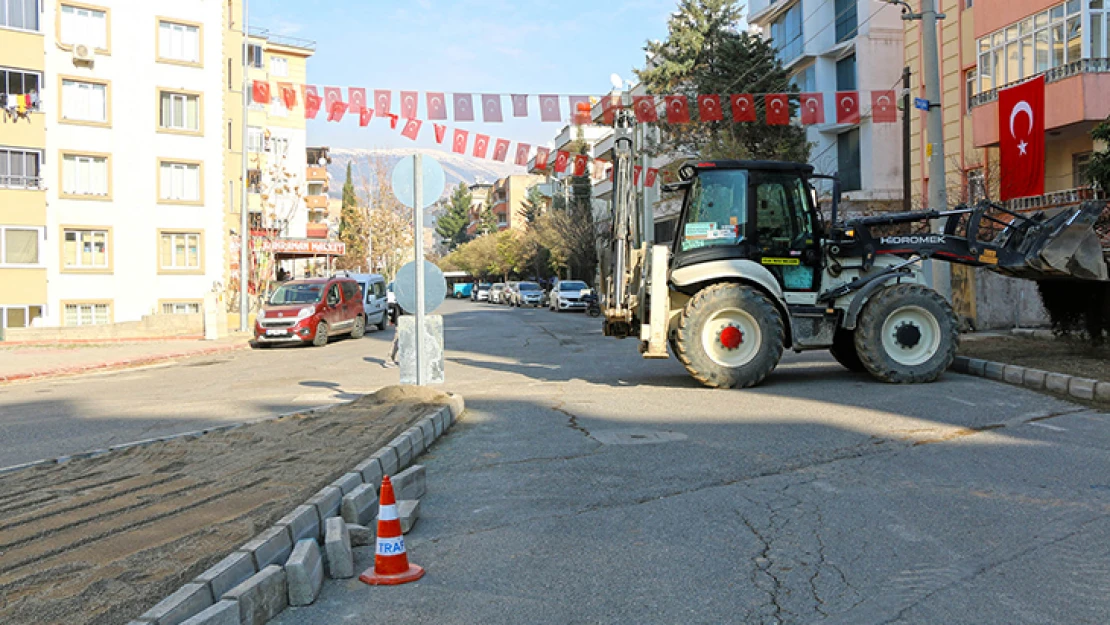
top-left (489, 283), bottom-right (506, 304)
top-left (512, 281), bottom-right (545, 307)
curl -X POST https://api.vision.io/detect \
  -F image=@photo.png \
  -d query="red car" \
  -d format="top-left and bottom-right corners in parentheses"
top-left (254, 277), bottom-right (366, 347)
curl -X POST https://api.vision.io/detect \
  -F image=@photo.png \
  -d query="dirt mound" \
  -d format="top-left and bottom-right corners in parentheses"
top-left (0, 387), bottom-right (452, 625)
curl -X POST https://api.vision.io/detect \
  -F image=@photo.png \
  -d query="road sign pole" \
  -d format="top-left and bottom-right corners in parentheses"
top-left (413, 154), bottom-right (426, 386)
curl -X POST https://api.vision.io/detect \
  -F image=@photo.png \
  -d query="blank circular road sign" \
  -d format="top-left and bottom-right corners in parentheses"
top-left (394, 260), bottom-right (447, 315)
top-left (391, 155), bottom-right (446, 210)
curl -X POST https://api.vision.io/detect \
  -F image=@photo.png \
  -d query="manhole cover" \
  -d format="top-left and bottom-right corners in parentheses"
top-left (590, 430), bottom-right (688, 445)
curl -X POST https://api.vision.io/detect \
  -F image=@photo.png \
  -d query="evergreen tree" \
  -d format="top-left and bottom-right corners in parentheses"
top-left (520, 186), bottom-right (546, 224)
top-left (436, 182), bottom-right (472, 250)
top-left (478, 207), bottom-right (499, 235)
top-left (636, 0), bottom-right (810, 163)
top-left (337, 162), bottom-right (369, 271)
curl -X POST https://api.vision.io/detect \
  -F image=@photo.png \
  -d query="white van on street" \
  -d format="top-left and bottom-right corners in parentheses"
top-left (333, 272), bottom-right (389, 331)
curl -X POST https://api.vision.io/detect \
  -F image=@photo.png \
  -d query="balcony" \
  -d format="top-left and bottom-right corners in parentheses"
top-left (305, 222), bottom-right (328, 239)
top-left (1005, 186), bottom-right (1107, 212)
top-left (306, 166), bottom-right (328, 182)
top-left (305, 195), bottom-right (328, 209)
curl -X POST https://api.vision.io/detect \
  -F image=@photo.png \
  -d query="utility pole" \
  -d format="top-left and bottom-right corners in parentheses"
top-left (902, 66), bottom-right (912, 212)
top-left (238, 0), bottom-right (251, 332)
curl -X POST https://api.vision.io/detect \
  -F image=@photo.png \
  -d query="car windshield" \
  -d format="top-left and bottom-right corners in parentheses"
top-left (269, 283), bottom-right (323, 305)
top-left (478, 283), bottom-right (491, 290)
top-left (520, 282), bottom-right (540, 291)
top-left (560, 281), bottom-right (587, 291)
top-left (680, 169), bottom-right (749, 252)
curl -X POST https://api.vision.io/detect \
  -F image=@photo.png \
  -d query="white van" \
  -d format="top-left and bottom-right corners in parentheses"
top-left (333, 272), bottom-right (389, 331)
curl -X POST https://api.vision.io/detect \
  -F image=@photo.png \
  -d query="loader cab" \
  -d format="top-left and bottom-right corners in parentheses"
top-left (670, 161), bottom-right (823, 292)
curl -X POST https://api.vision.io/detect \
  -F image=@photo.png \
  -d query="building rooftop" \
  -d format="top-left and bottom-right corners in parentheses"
top-left (248, 27), bottom-right (316, 53)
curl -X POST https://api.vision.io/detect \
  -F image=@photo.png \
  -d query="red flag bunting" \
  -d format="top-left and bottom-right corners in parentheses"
top-left (871, 90), bottom-right (898, 123)
top-left (515, 143), bottom-right (531, 167)
top-left (304, 92), bottom-right (321, 119)
top-left (482, 94), bottom-right (503, 123)
top-left (493, 139), bottom-right (510, 162)
top-left (252, 80), bottom-right (270, 105)
top-left (697, 94), bottom-right (723, 121)
top-left (572, 154), bottom-right (589, 177)
top-left (387, 113), bottom-right (399, 129)
top-left (511, 94), bottom-right (529, 117)
top-left (645, 168), bottom-right (659, 188)
top-left (998, 75), bottom-right (1045, 201)
top-left (765, 94), bottom-right (789, 125)
top-left (401, 91), bottom-right (419, 119)
top-left (473, 133), bottom-right (490, 158)
top-left (324, 87), bottom-right (343, 115)
top-left (359, 106), bottom-right (373, 127)
top-left (633, 95), bottom-right (658, 123)
top-left (553, 150), bottom-right (570, 173)
top-left (453, 93), bottom-right (474, 122)
top-left (533, 147), bottom-right (551, 171)
top-left (433, 123), bottom-right (446, 144)
top-left (800, 93), bottom-right (824, 125)
top-left (401, 119), bottom-right (422, 141)
top-left (279, 82), bottom-right (297, 109)
top-left (730, 94), bottom-right (755, 122)
top-left (665, 95), bottom-right (691, 124)
top-left (348, 88), bottom-right (366, 114)
top-left (373, 89), bottom-right (391, 116)
top-left (602, 95), bottom-right (621, 125)
top-left (539, 94), bottom-right (561, 122)
top-left (634, 165), bottom-right (643, 185)
top-left (836, 91), bottom-right (860, 125)
top-left (327, 100), bottom-right (346, 122)
top-left (426, 92), bottom-right (447, 120)
top-left (452, 129), bottom-right (469, 154)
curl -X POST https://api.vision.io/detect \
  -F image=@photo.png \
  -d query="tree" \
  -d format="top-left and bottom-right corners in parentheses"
top-left (543, 135), bottom-right (598, 280)
top-left (436, 182), bottom-right (472, 250)
top-left (636, 0), bottom-right (810, 162)
top-left (362, 155), bottom-right (414, 282)
top-left (478, 207), bottom-right (499, 235)
top-left (336, 162), bottom-right (370, 271)
top-left (520, 186), bottom-right (546, 224)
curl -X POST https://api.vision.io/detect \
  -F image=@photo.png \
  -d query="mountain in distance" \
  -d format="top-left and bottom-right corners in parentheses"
top-left (325, 147), bottom-right (525, 203)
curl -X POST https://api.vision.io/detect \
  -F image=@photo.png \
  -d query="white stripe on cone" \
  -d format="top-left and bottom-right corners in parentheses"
top-left (379, 504), bottom-right (398, 521)
top-left (377, 535), bottom-right (405, 555)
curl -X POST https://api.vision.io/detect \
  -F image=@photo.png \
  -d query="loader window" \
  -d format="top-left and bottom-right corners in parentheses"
top-left (680, 169), bottom-right (748, 252)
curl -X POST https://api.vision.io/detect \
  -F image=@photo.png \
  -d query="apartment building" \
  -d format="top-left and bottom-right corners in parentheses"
top-left (749, 0), bottom-right (905, 210)
top-left (464, 181), bottom-right (492, 236)
top-left (488, 174), bottom-right (546, 231)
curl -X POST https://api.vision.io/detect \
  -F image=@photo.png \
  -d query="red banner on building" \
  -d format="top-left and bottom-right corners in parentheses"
top-left (998, 75), bottom-right (1046, 201)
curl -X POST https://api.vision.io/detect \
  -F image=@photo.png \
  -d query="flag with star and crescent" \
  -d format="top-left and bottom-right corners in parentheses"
top-left (998, 75), bottom-right (1045, 201)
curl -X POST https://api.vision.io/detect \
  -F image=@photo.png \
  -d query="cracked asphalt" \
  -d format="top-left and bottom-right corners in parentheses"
top-left (265, 299), bottom-right (1110, 625)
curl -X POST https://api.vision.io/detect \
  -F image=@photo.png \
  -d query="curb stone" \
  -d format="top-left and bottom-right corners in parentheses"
top-left (951, 356), bottom-right (1106, 404)
top-left (0, 342), bottom-right (249, 385)
top-left (180, 600), bottom-right (239, 625)
top-left (324, 518), bottom-right (354, 579)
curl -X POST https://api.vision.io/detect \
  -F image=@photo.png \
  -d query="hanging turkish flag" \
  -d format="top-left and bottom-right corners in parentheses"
top-left (452, 129), bottom-right (469, 154)
top-left (871, 90), bottom-right (898, 123)
top-left (533, 147), bottom-right (551, 171)
top-left (800, 93), bottom-right (825, 125)
top-left (304, 92), bottom-right (321, 119)
top-left (433, 123), bottom-right (446, 144)
top-left (279, 83), bottom-right (297, 109)
top-left (645, 168), bottom-right (659, 188)
top-left (373, 90), bottom-right (391, 116)
top-left (453, 93), bottom-right (474, 122)
top-left (426, 92), bottom-right (447, 120)
top-left (665, 95), bottom-right (691, 124)
top-left (493, 139), bottom-right (510, 162)
top-left (327, 100), bottom-right (346, 123)
top-left (553, 150), bottom-right (570, 174)
top-left (572, 154), bottom-right (589, 177)
top-left (539, 95), bottom-right (561, 122)
top-left (348, 88), bottom-right (366, 114)
top-left (730, 94), bottom-right (755, 122)
top-left (697, 94), bottom-right (723, 122)
top-left (473, 134), bottom-right (490, 158)
top-left (999, 75), bottom-right (1045, 201)
top-left (602, 95), bottom-right (622, 125)
top-left (632, 96), bottom-right (658, 123)
top-left (252, 80), bottom-right (270, 105)
top-left (511, 94), bottom-right (529, 117)
top-left (401, 119), bottom-right (422, 141)
top-left (836, 91), bottom-right (860, 124)
top-left (515, 143), bottom-right (531, 166)
top-left (765, 94), bottom-right (790, 125)
top-left (359, 106), bottom-right (373, 127)
top-left (634, 165), bottom-right (643, 186)
top-left (386, 113), bottom-right (399, 129)
top-left (400, 91), bottom-right (418, 119)
top-left (482, 94), bottom-right (503, 122)
top-left (324, 87), bottom-right (343, 115)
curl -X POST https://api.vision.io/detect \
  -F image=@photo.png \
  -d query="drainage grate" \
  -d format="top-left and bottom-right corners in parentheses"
top-left (590, 430), bottom-right (688, 445)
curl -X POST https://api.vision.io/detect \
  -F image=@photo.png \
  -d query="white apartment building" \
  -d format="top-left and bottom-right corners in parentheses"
top-left (41, 0), bottom-right (226, 325)
top-left (748, 0), bottom-right (905, 209)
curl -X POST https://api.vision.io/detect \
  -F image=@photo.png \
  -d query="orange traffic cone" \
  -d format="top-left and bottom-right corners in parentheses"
top-left (359, 475), bottom-right (425, 585)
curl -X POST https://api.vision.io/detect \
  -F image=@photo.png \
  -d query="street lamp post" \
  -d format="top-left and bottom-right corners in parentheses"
top-left (238, 0), bottom-right (251, 331)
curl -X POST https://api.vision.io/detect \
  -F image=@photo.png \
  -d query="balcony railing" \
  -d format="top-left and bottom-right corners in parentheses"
top-left (0, 175), bottom-right (42, 190)
top-left (971, 58), bottom-right (1110, 108)
top-left (248, 27), bottom-right (317, 51)
top-left (1005, 186), bottom-right (1107, 212)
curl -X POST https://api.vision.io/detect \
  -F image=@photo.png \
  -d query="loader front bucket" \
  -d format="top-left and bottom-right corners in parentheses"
top-left (994, 202), bottom-right (1108, 282)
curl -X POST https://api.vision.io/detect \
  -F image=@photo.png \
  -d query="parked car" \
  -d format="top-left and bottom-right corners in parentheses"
top-left (489, 283), bottom-right (506, 304)
top-left (334, 271), bottom-right (389, 331)
top-left (549, 280), bottom-right (591, 312)
top-left (471, 283), bottom-right (491, 302)
top-left (254, 277), bottom-right (365, 347)
top-left (512, 281), bottom-right (545, 307)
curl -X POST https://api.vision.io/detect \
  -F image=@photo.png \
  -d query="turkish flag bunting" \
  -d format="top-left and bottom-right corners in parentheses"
top-left (539, 95), bottom-right (561, 122)
top-left (697, 94), bottom-right (723, 122)
top-left (482, 94), bottom-right (503, 122)
top-left (304, 92), bottom-right (321, 119)
top-left (359, 106), bottom-right (373, 127)
top-left (401, 119), bottom-right (422, 141)
top-left (533, 147), bottom-right (551, 171)
top-left (473, 134), bottom-right (490, 158)
top-left (279, 83), bottom-right (297, 109)
top-left (634, 165), bottom-right (643, 186)
top-left (493, 139), bottom-right (510, 162)
top-left (387, 113), bottom-right (399, 129)
top-left (730, 94), bottom-right (756, 122)
top-left (327, 100), bottom-right (346, 123)
top-left (433, 123), bottom-right (446, 144)
top-left (348, 88), bottom-right (366, 114)
top-left (451, 129), bottom-right (469, 154)
top-left (645, 168), bottom-right (659, 188)
top-left (373, 90), bottom-right (391, 116)
top-left (836, 91), bottom-right (860, 125)
top-left (553, 150), bottom-right (570, 174)
top-left (252, 80), bottom-right (271, 105)
top-left (511, 94), bottom-right (529, 117)
top-left (871, 90), bottom-right (898, 123)
top-left (454, 93), bottom-right (475, 122)
top-left (324, 87), bottom-right (343, 114)
top-left (800, 93), bottom-right (825, 125)
top-left (400, 91), bottom-right (419, 119)
top-left (602, 95), bottom-right (622, 125)
top-left (765, 94), bottom-right (790, 125)
top-left (515, 143), bottom-right (531, 166)
top-left (665, 95), bottom-right (691, 124)
top-left (572, 154), bottom-right (589, 177)
top-left (426, 92), bottom-right (447, 120)
top-left (999, 75), bottom-right (1045, 201)
top-left (633, 96), bottom-right (658, 123)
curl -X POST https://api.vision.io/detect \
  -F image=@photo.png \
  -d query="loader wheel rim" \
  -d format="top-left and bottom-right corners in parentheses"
top-left (702, 307), bottom-right (761, 368)
top-left (881, 305), bottom-right (941, 367)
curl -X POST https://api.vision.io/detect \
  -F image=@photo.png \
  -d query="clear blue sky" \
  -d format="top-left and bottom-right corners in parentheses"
top-left (249, 0), bottom-right (681, 152)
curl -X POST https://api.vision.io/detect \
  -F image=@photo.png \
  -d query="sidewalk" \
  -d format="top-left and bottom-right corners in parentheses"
top-left (0, 335), bottom-right (252, 383)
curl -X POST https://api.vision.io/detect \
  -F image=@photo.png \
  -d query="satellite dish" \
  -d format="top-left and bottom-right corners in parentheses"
top-left (610, 73), bottom-right (623, 90)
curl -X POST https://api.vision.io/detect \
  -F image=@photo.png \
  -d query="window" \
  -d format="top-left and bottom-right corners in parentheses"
top-left (834, 0), bottom-right (858, 43)
top-left (977, 1), bottom-right (1082, 94)
top-left (158, 20), bottom-right (200, 64)
top-left (247, 43), bottom-right (263, 68)
top-left (0, 148), bottom-right (42, 189)
top-left (1, 67), bottom-right (42, 102)
top-left (159, 90), bottom-right (200, 132)
top-left (838, 129), bottom-right (862, 192)
top-left (159, 231), bottom-right (201, 270)
top-left (679, 169), bottom-right (749, 252)
top-left (792, 64), bottom-right (816, 92)
top-left (966, 168), bottom-right (986, 202)
top-left (1074, 151), bottom-right (1093, 187)
top-left (270, 56), bottom-right (288, 76)
top-left (965, 0), bottom-right (973, 7)
top-left (1091, 0), bottom-right (1110, 59)
top-left (270, 136), bottom-right (289, 157)
top-left (61, 79), bottom-right (107, 123)
top-left (63, 229), bottom-right (109, 269)
top-left (0, 226), bottom-right (40, 265)
top-left (64, 303), bottom-right (110, 326)
top-left (59, 4), bottom-right (107, 50)
top-left (247, 126), bottom-right (264, 153)
top-left (162, 302), bottom-right (201, 314)
top-left (247, 168), bottom-right (262, 193)
top-left (965, 68), bottom-right (977, 113)
top-left (836, 55), bottom-right (857, 91)
top-left (770, 3), bottom-right (803, 64)
top-left (0, 0), bottom-right (39, 31)
top-left (1, 305), bottom-right (43, 330)
top-left (270, 95), bottom-right (288, 118)
top-left (159, 161), bottom-right (201, 202)
top-left (62, 154), bottom-right (109, 197)
top-left (340, 281), bottom-right (359, 302)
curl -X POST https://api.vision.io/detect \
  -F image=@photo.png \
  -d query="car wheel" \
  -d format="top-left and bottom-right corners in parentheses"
top-left (350, 315), bottom-right (366, 339)
top-left (312, 322), bottom-right (329, 347)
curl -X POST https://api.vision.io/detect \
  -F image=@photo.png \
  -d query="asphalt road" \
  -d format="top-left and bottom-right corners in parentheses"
top-left (5, 299), bottom-right (1110, 623)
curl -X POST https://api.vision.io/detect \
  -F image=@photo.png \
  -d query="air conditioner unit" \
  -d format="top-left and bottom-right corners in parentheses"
top-left (72, 43), bottom-right (94, 64)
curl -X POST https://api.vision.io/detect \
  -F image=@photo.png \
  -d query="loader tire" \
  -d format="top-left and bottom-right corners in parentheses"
top-left (830, 329), bottom-right (866, 372)
top-left (674, 283), bottom-right (784, 389)
top-left (854, 284), bottom-right (958, 384)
